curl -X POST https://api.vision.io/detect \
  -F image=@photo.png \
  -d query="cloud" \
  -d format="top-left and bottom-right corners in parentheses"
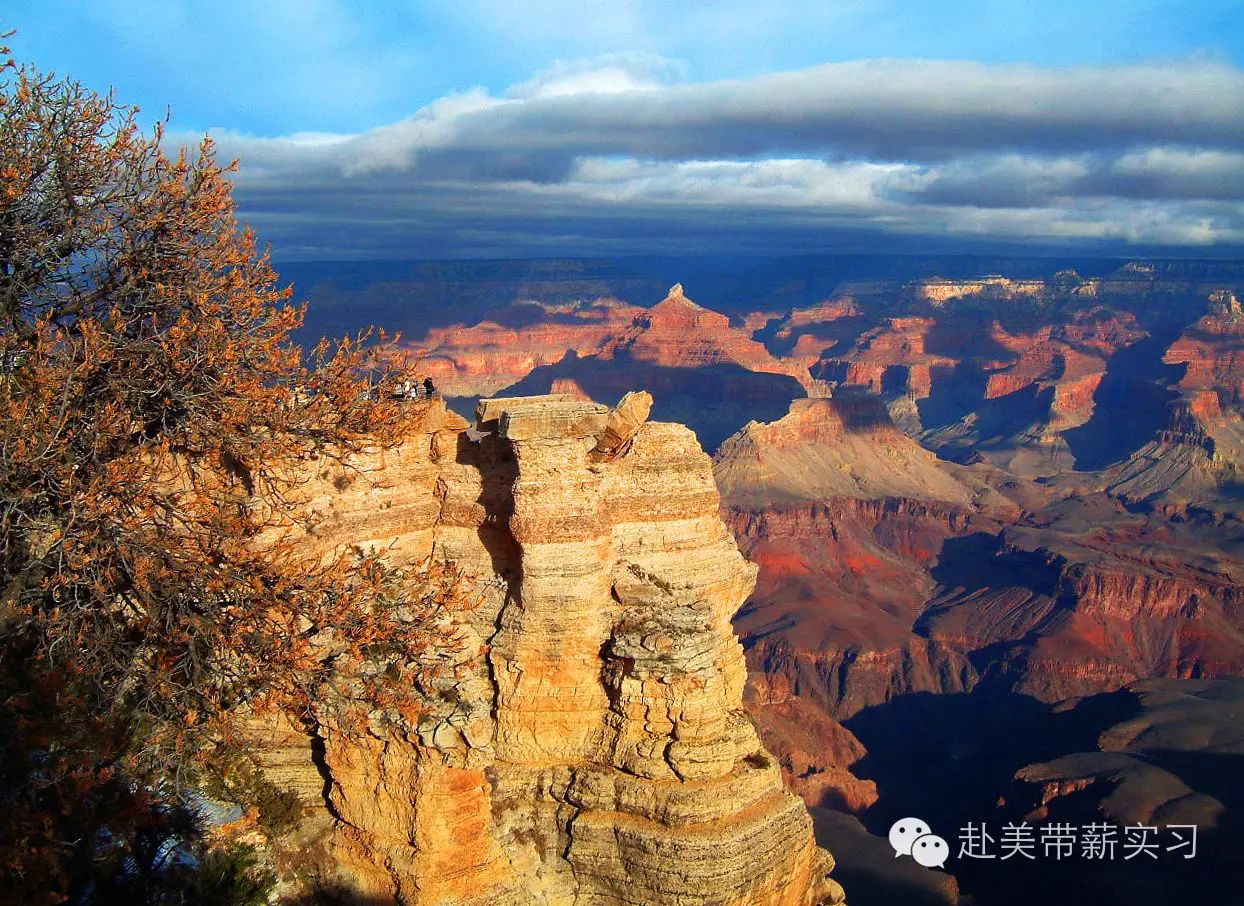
top-left (507, 54), bottom-right (685, 99)
top-left (194, 56), bottom-right (1244, 258)
top-left (884, 149), bottom-right (1244, 207)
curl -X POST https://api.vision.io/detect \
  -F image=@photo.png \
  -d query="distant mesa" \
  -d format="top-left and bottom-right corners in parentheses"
top-left (714, 394), bottom-right (987, 508)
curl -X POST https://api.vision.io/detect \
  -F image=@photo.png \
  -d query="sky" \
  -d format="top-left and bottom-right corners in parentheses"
top-left (8, 0), bottom-right (1244, 260)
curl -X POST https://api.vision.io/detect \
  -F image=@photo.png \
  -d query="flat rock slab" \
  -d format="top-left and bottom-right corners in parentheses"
top-left (476, 393), bottom-right (576, 429)
top-left (489, 396), bottom-right (610, 441)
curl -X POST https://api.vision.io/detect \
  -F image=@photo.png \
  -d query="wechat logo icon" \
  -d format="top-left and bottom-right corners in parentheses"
top-left (889, 817), bottom-right (949, 869)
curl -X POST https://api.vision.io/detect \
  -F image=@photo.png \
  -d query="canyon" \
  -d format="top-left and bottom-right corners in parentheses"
top-left (284, 256), bottom-right (1244, 905)
top-left (396, 273), bottom-right (1244, 716)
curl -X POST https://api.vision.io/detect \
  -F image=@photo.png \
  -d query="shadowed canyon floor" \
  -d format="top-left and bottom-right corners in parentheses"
top-left (838, 679), bottom-right (1244, 906)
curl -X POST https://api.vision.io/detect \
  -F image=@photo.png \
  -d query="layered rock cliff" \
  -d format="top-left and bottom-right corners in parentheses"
top-left (599, 284), bottom-right (810, 389)
top-left (812, 316), bottom-right (953, 400)
top-left (415, 298), bottom-right (645, 397)
top-left (713, 388), bottom-right (1244, 732)
top-left (713, 397), bottom-right (1013, 723)
top-left (292, 262), bottom-right (1244, 905)
top-left (713, 394), bottom-right (990, 508)
top-left (250, 394), bottom-right (843, 906)
top-left (1165, 290), bottom-right (1244, 402)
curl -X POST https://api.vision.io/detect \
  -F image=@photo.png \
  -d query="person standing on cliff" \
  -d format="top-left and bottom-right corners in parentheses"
top-left (423, 376), bottom-right (437, 398)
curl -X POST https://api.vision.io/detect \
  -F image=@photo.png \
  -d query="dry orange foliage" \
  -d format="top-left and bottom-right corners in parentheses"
top-left (0, 42), bottom-right (473, 896)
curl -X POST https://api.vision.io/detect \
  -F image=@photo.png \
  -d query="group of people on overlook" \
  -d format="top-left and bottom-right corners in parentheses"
top-left (397, 376), bottom-right (438, 400)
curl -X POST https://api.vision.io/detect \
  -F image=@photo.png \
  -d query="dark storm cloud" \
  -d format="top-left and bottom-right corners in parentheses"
top-left (886, 150), bottom-right (1244, 207)
top-left (428, 60), bottom-right (1244, 162)
top-left (195, 57), bottom-right (1244, 258)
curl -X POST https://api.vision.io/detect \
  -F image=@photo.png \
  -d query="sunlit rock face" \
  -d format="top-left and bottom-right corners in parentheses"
top-left (1165, 290), bottom-right (1244, 402)
top-left (415, 298), bottom-right (646, 398)
top-left (274, 264), bottom-right (1244, 903)
top-left (414, 285), bottom-right (811, 402)
top-left (257, 395), bottom-right (844, 906)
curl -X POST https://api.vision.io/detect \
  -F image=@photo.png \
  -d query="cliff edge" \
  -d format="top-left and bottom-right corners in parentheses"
top-left (249, 393), bottom-right (844, 906)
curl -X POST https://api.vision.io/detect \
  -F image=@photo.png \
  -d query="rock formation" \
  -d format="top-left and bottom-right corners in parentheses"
top-left (1166, 292), bottom-right (1244, 402)
top-left (712, 397), bottom-right (1012, 723)
top-left (415, 298), bottom-right (646, 398)
top-left (411, 286), bottom-right (810, 402)
top-left (712, 385), bottom-right (1244, 732)
top-left (942, 677), bottom-right (1244, 906)
top-left (1014, 677), bottom-right (1244, 830)
top-left (599, 285), bottom-right (810, 389)
top-left (909, 276), bottom-right (1047, 305)
top-left (980, 309), bottom-right (1147, 436)
top-left (490, 288), bottom-right (809, 453)
top-left (253, 394), bottom-right (844, 906)
top-left (919, 501), bottom-right (1244, 701)
top-left (713, 394), bottom-right (991, 508)
top-left (812, 316), bottom-right (953, 401)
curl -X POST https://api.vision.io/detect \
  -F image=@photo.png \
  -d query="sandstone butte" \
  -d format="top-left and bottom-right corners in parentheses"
top-left (243, 392), bottom-right (845, 906)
